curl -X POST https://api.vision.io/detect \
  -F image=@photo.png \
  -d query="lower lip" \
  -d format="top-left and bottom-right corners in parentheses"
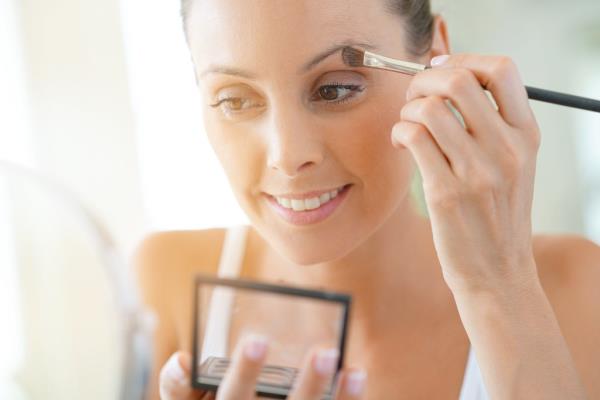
top-left (265, 185), bottom-right (352, 226)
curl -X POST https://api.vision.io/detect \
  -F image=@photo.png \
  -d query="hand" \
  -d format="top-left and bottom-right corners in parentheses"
top-left (159, 334), bottom-right (367, 400)
top-left (391, 54), bottom-right (541, 294)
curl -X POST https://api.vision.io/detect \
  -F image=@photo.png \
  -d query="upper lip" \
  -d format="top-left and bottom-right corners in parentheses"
top-left (266, 184), bottom-right (350, 200)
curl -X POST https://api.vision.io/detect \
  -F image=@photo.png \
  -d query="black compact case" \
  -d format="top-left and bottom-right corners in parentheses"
top-left (191, 274), bottom-right (352, 399)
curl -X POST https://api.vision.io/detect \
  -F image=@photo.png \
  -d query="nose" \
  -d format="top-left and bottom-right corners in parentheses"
top-left (265, 108), bottom-right (325, 177)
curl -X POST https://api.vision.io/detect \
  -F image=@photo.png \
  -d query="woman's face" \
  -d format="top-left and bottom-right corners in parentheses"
top-left (187, 0), bottom-right (430, 265)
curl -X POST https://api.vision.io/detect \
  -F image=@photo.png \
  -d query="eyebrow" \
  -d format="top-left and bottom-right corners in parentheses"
top-left (198, 40), bottom-right (378, 79)
top-left (299, 40), bottom-right (377, 73)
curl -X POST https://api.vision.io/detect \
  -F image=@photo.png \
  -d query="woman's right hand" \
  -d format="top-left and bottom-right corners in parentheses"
top-left (159, 335), bottom-right (367, 400)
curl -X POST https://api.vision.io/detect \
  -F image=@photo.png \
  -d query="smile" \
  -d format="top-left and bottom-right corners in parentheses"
top-left (264, 184), bottom-right (352, 226)
top-left (273, 186), bottom-right (344, 211)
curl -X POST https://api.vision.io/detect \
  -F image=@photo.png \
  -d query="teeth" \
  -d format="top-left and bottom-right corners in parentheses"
top-left (275, 186), bottom-right (344, 211)
top-left (279, 197), bottom-right (291, 208)
top-left (290, 199), bottom-right (306, 211)
top-left (305, 197), bottom-right (320, 210)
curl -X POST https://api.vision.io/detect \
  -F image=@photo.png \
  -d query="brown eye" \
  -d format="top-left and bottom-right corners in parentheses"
top-left (209, 84), bottom-right (266, 119)
top-left (319, 86), bottom-right (340, 101)
top-left (225, 98), bottom-right (245, 111)
top-left (312, 83), bottom-right (364, 104)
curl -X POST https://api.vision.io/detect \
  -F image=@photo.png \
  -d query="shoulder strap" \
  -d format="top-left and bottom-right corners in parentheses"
top-left (216, 224), bottom-right (249, 278)
top-left (200, 225), bottom-right (249, 361)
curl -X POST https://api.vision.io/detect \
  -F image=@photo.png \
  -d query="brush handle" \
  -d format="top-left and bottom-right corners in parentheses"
top-left (525, 86), bottom-right (600, 113)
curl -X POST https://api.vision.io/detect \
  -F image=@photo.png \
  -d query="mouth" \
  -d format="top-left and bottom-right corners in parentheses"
top-left (263, 184), bottom-right (353, 226)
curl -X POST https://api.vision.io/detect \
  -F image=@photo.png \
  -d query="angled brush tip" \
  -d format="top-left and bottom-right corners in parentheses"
top-left (341, 46), bottom-right (365, 67)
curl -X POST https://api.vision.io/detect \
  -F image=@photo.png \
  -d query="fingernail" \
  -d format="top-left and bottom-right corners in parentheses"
top-left (314, 348), bottom-right (339, 375)
top-left (244, 334), bottom-right (268, 361)
top-left (391, 129), bottom-right (406, 149)
top-left (345, 369), bottom-right (367, 396)
top-left (430, 54), bottom-right (449, 67)
top-left (167, 354), bottom-right (186, 381)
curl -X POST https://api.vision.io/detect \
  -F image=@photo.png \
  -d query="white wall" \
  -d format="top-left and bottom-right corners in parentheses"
top-left (16, 0), bottom-right (146, 250)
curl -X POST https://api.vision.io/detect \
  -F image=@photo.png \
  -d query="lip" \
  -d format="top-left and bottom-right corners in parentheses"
top-left (264, 184), bottom-right (352, 226)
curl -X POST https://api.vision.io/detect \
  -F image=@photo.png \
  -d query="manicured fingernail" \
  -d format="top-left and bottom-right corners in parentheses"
top-left (244, 334), bottom-right (268, 361)
top-left (430, 54), bottom-right (449, 67)
top-left (314, 348), bottom-right (339, 375)
top-left (346, 369), bottom-right (367, 396)
top-left (391, 129), bottom-right (406, 149)
top-left (167, 354), bottom-right (186, 381)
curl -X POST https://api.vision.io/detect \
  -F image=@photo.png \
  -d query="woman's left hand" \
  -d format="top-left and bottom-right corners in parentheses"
top-left (391, 54), bottom-right (541, 295)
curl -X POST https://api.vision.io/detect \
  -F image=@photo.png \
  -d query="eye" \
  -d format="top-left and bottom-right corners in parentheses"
top-left (209, 97), bottom-right (264, 113)
top-left (311, 82), bottom-right (365, 105)
top-left (208, 84), bottom-right (266, 119)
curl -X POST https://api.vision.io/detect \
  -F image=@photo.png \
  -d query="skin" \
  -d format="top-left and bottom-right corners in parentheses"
top-left (135, 0), bottom-right (600, 399)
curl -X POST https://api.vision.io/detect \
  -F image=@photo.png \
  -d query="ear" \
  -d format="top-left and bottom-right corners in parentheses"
top-left (429, 14), bottom-right (450, 58)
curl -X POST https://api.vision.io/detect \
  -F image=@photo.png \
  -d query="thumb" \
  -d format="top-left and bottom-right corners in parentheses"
top-left (177, 351), bottom-right (193, 375)
top-left (160, 351), bottom-right (204, 400)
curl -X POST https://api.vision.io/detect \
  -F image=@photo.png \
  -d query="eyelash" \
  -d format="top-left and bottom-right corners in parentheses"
top-left (313, 82), bottom-right (365, 105)
top-left (209, 98), bottom-right (261, 109)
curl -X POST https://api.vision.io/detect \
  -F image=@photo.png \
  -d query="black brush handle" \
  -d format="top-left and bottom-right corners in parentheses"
top-left (525, 86), bottom-right (600, 113)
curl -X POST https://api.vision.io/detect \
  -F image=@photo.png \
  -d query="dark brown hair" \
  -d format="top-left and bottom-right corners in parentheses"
top-left (180, 0), bottom-right (434, 56)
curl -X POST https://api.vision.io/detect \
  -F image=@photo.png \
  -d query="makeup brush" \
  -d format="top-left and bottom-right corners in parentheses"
top-left (342, 47), bottom-right (600, 113)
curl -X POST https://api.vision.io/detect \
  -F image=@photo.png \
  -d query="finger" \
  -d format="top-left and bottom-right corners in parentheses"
top-left (333, 369), bottom-right (367, 400)
top-left (159, 352), bottom-right (205, 400)
top-left (216, 334), bottom-right (269, 400)
top-left (430, 53), bottom-right (533, 128)
top-left (406, 66), bottom-right (506, 150)
top-left (288, 348), bottom-right (339, 400)
top-left (400, 96), bottom-right (479, 172)
top-left (391, 121), bottom-right (456, 186)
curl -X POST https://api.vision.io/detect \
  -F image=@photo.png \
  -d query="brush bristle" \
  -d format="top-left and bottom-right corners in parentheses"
top-left (341, 47), bottom-right (365, 67)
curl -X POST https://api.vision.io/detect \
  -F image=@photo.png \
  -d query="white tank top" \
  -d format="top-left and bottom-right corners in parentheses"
top-left (204, 225), bottom-right (489, 399)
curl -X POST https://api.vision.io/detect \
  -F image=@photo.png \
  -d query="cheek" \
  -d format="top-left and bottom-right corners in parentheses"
top-left (327, 92), bottom-right (413, 215)
top-left (204, 116), bottom-right (264, 204)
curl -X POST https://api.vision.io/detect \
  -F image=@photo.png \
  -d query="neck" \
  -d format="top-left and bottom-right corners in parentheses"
top-left (255, 198), bottom-right (446, 327)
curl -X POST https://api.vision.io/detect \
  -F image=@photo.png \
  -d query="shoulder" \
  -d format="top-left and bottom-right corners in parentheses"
top-left (133, 227), bottom-right (227, 286)
top-left (133, 228), bottom-right (227, 309)
top-left (533, 233), bottom-right (600, 292)
top-left (533, 233), bottom-right (600, 394)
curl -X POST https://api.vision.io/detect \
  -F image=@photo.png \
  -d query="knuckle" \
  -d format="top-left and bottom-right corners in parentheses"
top-left (421, 96), bottom-right (445, 119)
top-left (403, 123), bottom-right (428, 146)
top-left (446, 68), bottom-right (474, 94)
top-left (411, 98), bottom-right (432, 120)
top-left (529, 126), bottom-right (542, 150)
top-left (492, 56), bottom-right (518, 82)
top-left (500, 139), bottom-right (532, 177)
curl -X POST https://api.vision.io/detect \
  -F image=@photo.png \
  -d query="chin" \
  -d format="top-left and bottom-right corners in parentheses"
top-left (268, 225), bottom-right (366, 266)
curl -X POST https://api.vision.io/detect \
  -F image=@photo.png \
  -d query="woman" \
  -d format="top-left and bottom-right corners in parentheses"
top-left (135, 0), bottom-right (600, 399)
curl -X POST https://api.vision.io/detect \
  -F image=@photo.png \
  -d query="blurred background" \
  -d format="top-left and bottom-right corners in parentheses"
top-left (0, 0), bottom-right (599, 399)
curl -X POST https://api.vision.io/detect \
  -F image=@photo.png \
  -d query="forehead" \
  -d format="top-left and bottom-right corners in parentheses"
top-left (186, 0), bottom-right (407, 77)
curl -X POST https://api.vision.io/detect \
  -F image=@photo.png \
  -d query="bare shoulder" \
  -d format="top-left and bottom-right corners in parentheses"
top-left (132, 229), bottom-right (227, 344)
top-left (533, 233), bottom-right (600, 293)
top-left (133, 228), bottom-right (227, 289)
top-left (532, 233), bottom-right (600, 394)
top-left (132, 229), bottom-right (229, 399)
